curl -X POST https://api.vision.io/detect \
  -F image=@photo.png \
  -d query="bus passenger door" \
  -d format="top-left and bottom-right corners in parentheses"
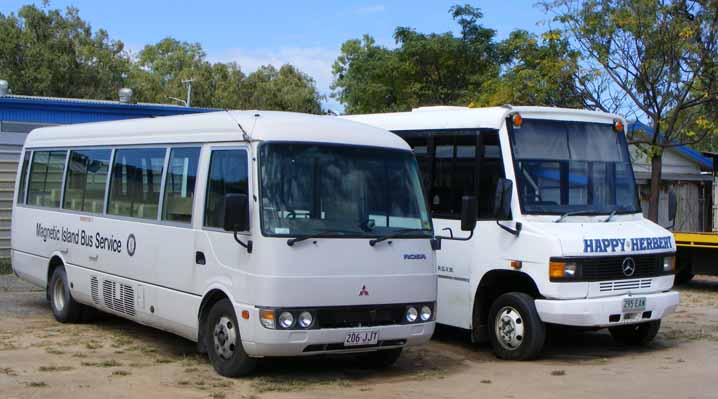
top-left (194, 146), bottom-right (253, 304)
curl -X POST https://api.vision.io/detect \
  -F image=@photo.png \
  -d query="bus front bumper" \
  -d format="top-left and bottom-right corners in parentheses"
top-left (534, 290), bottom-right (679, 328)
top-left (241, 322), bottom-right (435, 358)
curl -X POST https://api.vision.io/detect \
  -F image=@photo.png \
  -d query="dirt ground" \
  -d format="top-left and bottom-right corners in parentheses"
top-left (2, 276), bottom-right (718, 399)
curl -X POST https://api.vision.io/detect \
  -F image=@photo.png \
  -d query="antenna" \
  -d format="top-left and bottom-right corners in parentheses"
top-left (225, 110), bottom-right (253, 141)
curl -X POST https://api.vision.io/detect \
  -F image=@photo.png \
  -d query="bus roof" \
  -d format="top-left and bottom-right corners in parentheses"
top-left (342, 106), bottom-right (623, 132)
top-left (23, 110), bottom-right (411, 151)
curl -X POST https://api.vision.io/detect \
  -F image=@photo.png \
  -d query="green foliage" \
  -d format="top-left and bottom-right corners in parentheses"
top-left (0, 5), bottom-right (324, 113)
top-left (333, 5), bottom-right (586, 113)
top-left (0, 4), bottom-right (129, 100)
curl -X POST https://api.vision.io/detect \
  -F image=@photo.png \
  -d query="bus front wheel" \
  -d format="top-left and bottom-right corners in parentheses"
top-left (488, 292), bottom-right (546, 360)
top-left (205, 299), bottom-right (256, 377)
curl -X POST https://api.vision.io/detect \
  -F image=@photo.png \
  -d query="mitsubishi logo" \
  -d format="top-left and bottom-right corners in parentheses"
top-left (622, 257), bottom-right (636, 277)
top-left (359, 285), bottom-right (369, 296)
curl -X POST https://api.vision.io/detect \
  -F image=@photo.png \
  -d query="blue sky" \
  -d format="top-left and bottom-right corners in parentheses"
top-left (1, 1), bottom-right (552, 111)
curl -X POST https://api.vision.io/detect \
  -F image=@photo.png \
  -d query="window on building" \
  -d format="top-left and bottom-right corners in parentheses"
top-left (63, 149), bottom-right (111, 213)
top-left (27, 150), bottom-right (67, 208)
top-left (16, 151), bottom-right (31, 204)
top-left (162, 147), bottom-right (200, 223)
top-left (108, 148), bottom-right (166, 220)
top-left (204, 149), bottom-right (248, 229)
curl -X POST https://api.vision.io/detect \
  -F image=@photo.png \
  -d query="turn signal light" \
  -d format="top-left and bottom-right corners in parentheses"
top-left (549, 261), bottom-right (578, 281)
top-left (512, 113), bottom-right (523, 128)
top-left (613, 119), bottom-right (625, 132)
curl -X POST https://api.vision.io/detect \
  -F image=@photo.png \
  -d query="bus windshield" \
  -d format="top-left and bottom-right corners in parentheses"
top-left (509, 119), bottom-right (640, 216)
top-left (259, 142), bottom-right (433, 237)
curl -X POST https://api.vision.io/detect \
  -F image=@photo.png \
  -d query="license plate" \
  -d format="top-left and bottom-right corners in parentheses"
top-left (623, 297), bottom-right (646, 313)
top-left (344, 330), bottom-right (379, 347)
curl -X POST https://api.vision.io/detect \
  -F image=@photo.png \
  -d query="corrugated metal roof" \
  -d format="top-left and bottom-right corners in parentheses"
top-left (629, 121), bottom-right (713, 170)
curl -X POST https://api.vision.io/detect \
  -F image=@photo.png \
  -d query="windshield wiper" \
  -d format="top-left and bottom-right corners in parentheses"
top-left (554, 210), bottom-right (598, 223)
top-left (604, 210), bottom-right (617, 222)
top-left (286, 229), bottom-right (357, 246)
top-left (369, 228), bottom-right (431, 247)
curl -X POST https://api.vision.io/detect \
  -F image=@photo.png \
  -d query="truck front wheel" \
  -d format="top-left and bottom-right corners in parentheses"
top-left (488, 292), bottom-right (546, 360)
top-left (609, 320), bottom-right (661, 345)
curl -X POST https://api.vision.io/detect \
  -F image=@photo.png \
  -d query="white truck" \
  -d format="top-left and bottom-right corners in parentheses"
top-left (345, 106), bottom-right (680, 360)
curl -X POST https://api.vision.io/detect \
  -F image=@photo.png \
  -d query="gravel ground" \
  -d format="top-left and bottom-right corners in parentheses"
top-left (1, 275), bottom-right (717, 399)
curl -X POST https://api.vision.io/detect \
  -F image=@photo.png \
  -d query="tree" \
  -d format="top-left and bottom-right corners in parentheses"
top-left (238, 65), bottom-right (323, 114)
top-left (0, 4), bottom-right (130, 99)
top-left (332, 5), bottom-right (498, 114)
top-left (546, 0), bottom-right (718, 222)
top-left (472, 30), bottom-right (586, 107)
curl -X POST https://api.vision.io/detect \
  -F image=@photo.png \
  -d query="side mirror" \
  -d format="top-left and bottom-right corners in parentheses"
top-left (223, 193), bottom-right (250, 232)
top-left (460, 195), bottom-right (478, 232)
top-left (668, 191), bottom-right (677, 229)
top-left (494, 178), bottom-right (513, 220)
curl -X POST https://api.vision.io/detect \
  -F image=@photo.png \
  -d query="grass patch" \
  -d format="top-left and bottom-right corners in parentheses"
top-left (45, 348), bottom-right (65, 355)
top-left (81, 360), bottom-right (122, 368)
top-left (551, 370), bottom-right (566, 376)
top-left (72, 353), bottom-right (88, 359)
top-left (0, 258), bottom-right (11, 275)
top-left (252, 376), bottom-right (334, 393)
top-left (111, 370), bottom-right (131, 377)
top-left (38, 365), bottom-right (73, 372)
top-left (85, 341), bottom-right (102, 350)
top-left (209, 392), bottom-right (226, 399)
top-left (26, 381), bottom-right (48, 388)
top-left (177, 380), bottom-right (191, 386)
top-left (154, 357), bottom-right (174, 364)
top-left (0, 367), bottom-right (17, 376)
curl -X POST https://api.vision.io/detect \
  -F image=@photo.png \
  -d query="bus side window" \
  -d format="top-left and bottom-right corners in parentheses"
top-left (162, 147), bottom-right (200, 224)
top-left (16, 151), bottom-right (31, 204)
top-left (477, 131), bottom-right (505, 220)
top-left (27, 150), bottom-right (67, 208)
top-left (204, 149), bottom-right (249, 229)
top-left (63, 149), bottom-right (111, 214)
top-left (108, 148), bottom-right (167, 220)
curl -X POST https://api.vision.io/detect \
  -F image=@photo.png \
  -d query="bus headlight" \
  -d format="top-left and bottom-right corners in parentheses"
top-left (420, 305), bottom-right (432, 321)
top-left (298, 311), bottom-right (313, 328)
top-left (259, 309), bottom-right (276, 329)
top-left (663, 256), bottom-right (675, 273)
top-left (278, 311), bottom-right (295, 329)
top-left (549, 261), bottom-right (578, 281)
top-left (405, 306), bottom-right (418, 323)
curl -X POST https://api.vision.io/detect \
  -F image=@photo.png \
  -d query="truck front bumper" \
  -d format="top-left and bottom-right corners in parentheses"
top-left (535, 290), bottom-right (679, 327)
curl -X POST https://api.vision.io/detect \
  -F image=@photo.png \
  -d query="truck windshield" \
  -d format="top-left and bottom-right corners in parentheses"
top-left (509, 119), bottom-right (640, 215)
top-left (259, 142), bottom-right (432, 238)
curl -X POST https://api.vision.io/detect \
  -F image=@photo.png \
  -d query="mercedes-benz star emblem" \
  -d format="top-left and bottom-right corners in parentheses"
top-left (622, 257), bottom-right (636, 277)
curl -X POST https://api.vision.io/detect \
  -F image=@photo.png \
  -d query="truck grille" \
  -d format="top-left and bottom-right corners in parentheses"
top-left (581, 254), bottom-right (662, 281)
top-left (599, 279), bottom-right (652, 292)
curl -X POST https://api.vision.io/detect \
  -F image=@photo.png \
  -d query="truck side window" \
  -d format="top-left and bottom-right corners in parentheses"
top-left (477, 131), bottom-right (505, 220)
top-left (108, 148), bottom-right (167, 220)
top-left (204, 149), bottom-right (249, 229)
top-left (27, 150), bottom-right (67, 208)
top-left (162, 147), bottom-right (200, 224)
top-left (63, 149), bottom-right (111, 213)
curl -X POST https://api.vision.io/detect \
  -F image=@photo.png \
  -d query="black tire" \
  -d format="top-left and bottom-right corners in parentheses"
top-left (205, 299), bottom-right (256, 377)
top-left (488, 292), bottom-right (546, 360)
top-left (609, 320), bottom-right (661, 345)
top-left (48, 266), bottom-right (83, 323)
top-left (357, 348), bottom-right (403, 369)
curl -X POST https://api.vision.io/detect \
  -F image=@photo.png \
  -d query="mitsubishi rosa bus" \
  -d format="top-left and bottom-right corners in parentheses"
top-left (344, 106), bottom-right (680, 360)
top-left (11, 110), bottom-right (440, 376)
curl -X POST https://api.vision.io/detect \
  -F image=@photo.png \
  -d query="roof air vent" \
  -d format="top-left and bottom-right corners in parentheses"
top-left (118, 88), bottom-right (133, 104)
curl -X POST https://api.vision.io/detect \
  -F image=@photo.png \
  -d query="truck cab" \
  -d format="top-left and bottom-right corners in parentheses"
top-left (344, 106), bottom-right (680, 359)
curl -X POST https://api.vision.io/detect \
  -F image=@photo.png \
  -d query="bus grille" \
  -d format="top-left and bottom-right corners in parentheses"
top-left (90, 276), bottom-right (100, 304)
top-left (315, 305), bottom-right (406, 329)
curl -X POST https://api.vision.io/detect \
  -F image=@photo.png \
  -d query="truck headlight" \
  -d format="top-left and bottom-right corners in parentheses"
top-left (549, 261), bottom-right (578, 281)
top-left (663, 256), bottom-right (675, 273)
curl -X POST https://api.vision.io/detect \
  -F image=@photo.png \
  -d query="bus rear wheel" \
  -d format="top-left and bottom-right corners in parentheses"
top-left (609, 320), bottom-right (661, 345)
top-left (488, 292), bottom-right (546, 360)
top-left (205, 299), bottom-right (256, 377)
top-left (48, 266), bottom-right (83, 323)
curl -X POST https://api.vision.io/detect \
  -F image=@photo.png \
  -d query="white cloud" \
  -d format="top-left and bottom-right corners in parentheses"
top-left (354, 4), bottom-right (386, 15)
top-left (217, 46), bottom-right (343, 112)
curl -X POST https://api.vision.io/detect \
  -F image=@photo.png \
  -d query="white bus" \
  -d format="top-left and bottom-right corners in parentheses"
top-left (345, 106), bottom-right (680, 360)
top-left (11, 110), bottom-right (442, 376)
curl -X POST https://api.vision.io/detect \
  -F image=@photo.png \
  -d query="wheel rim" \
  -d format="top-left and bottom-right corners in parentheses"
top-left (52, 275), bottom-right (65, 313)
top-left (495, 306), bottom-right (525, 351)
top-left (213, 316), bottom-right (237, 360)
